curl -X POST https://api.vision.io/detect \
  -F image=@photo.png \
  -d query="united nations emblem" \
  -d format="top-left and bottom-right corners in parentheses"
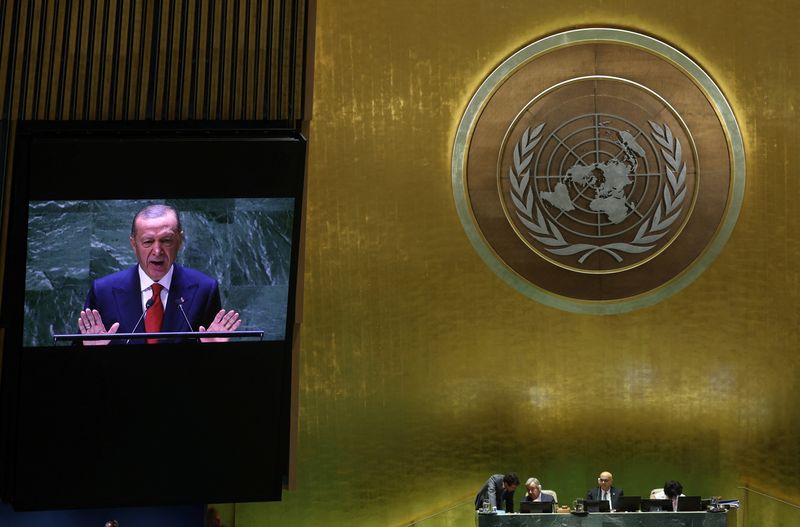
top-left (452, 29), bottom-right (745, 313)
top-left (503, 77), bottom-right (696, 273)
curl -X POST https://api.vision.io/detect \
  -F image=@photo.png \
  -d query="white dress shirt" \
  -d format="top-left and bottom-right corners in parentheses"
top-left (137, 265), bottom-right (174, 311)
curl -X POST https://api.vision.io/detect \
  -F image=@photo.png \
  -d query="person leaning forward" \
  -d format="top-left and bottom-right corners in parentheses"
top-left (586, 470), bottom-right (624, 510)
top-left (475, 473), bottom-right (520, 513)
top-left (77, 204), bottom-right (242, 345)
top-left (653, 480), bottom-right (685, 511)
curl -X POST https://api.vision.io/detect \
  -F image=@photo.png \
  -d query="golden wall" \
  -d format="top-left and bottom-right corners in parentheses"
top-left (232, 0), bottom-right (800, 526)
top-left (0, 0), bottom-right (796, 525)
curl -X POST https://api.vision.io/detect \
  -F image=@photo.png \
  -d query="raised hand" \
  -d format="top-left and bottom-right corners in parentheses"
top-left (199, 309), bottom-right (242, 343)
top-left (78, 309), bottom-right (120, 346)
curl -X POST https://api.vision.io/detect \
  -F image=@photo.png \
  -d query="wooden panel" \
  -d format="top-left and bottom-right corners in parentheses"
top-left (0, 0), bottom-right (311, 121)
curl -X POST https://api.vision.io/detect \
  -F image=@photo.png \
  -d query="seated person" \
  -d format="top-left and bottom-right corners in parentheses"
top-left (586, 470), bottom-right (624, 510)
top-left (522, 477), bottom-right (555, 503)
top-left (652, 480), bottom-right (685, 511)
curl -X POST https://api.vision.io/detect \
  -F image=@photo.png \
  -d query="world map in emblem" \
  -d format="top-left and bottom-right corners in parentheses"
top-left (541, 129), bottom-right (645, 225)
top-left (502, 87), bottom-right (694, 272)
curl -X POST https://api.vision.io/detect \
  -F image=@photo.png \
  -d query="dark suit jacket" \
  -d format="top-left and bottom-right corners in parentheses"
top-left (586, 486), bottom-right (624, 509)
top-left (475, 474), bottom-right (516, 512)
top-left (84, 264), bottom-right (222, 343)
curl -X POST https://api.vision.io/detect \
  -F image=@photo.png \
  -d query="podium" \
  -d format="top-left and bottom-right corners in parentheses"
top-left (52, 330), bottom-right (264, 344)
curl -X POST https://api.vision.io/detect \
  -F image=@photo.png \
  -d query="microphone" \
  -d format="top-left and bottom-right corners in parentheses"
top-left (177, 296), bottom-right (194, 332)
top-left (126, 297), bottom-right (155, 344)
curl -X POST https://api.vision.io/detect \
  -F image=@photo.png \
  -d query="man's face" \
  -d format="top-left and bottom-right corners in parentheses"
top-left (130, 211), bottom-right (182, 281)
top-left (598, 472), bottom-right (613, 491)
top-left (527, 485), bottom-right (541, 499)
top-left (504, 483), bottom-right (518, 493)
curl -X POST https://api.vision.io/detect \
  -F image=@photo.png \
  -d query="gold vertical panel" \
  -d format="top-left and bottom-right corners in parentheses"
top-left (191, 0), bottom-right (208, 119)
top-left (73, 1), bottom-right (89, 118)
top-left (266, 1), bottom-right (280, 120)
top-left (232, 0), bottom-right (800, 526)
top-left (153, 0), bottom-right (169, 118)
top-left (0, 0), bottom-right (309, 121)
top-left (0, 2), bottom-right (13, 108)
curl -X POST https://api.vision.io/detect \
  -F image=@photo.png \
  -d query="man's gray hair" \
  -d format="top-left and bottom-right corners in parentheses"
top-left (130, 204), bottom-right (183, 238)
top-left (525, 477), bottom-right (542, 489)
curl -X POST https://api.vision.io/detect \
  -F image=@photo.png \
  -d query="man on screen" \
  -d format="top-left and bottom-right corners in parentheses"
top-left (77, 204), bottom-right (242, 345)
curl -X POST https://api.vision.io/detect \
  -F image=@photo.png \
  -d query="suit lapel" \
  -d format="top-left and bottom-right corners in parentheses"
top-left (112, 266), bottom-right (144, 333)
top-left (163, 265), bottom-right (199, 332)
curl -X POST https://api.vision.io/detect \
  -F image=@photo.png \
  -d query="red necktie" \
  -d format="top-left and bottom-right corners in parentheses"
top-left (144, 283), bottom-right (164, 343)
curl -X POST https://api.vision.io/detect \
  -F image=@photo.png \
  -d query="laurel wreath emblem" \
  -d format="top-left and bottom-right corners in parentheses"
top-left (508, 121), bottom-right (686, 264)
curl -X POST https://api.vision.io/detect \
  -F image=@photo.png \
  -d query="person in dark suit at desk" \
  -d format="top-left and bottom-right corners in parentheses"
top-left (586, 470), bottom-right (624, 510)
top-left (77, 204), bottom-right (242, 344)
top-left (475, 473), bottom-right (520, 512)
top-left (522, 477), bottom-right (555, 503)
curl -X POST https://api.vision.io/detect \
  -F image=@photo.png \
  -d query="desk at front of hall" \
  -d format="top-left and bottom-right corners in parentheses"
top-left (476, 511), bottom-right (736, 527)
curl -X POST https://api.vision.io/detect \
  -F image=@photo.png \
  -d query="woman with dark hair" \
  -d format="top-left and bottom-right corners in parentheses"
top-left (653, 480), bottom-right (685, 511)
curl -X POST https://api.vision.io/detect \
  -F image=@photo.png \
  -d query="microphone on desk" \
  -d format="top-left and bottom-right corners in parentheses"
top-left (177, 296), bottom-right (195, 332)
top-left (126, 297), bottom-right (155, 344)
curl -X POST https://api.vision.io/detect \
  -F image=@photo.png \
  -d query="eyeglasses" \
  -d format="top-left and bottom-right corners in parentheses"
top-left (598, 478), bottom-right (610, 483)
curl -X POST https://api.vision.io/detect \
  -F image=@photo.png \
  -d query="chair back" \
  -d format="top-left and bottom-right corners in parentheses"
top-left (542, 489), bottom-right (558, 504)
top-left (650, 488), bottom-right (662, 499)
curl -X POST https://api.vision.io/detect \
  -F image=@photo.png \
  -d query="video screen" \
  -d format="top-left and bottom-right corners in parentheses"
top-left (24, 198), bottom-right (295, 347)
top-left (0, 124), bottom-right (304, 509)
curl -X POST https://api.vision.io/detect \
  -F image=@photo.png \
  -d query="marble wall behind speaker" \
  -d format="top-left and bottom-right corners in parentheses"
top-left (23, 198), bottom-right (295, 346)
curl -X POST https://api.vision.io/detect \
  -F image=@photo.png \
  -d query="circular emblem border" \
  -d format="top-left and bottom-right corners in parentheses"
top-left (452, 28), bottom-right (745, 314)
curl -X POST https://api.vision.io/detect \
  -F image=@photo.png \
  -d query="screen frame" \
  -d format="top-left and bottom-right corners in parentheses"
top-left (0, 121), bottom-right (306, 509)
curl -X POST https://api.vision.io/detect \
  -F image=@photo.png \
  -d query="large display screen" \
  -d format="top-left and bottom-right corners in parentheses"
top-left (24, 197), bottom-right (295, 347)
top-left (0, 123), bottom-right (305, 509)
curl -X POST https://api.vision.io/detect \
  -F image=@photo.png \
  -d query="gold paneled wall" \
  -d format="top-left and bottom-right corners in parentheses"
top-left (1, 0), bottom-right (797, 525)
top-left (235, 1), bottom-right (799, 526)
